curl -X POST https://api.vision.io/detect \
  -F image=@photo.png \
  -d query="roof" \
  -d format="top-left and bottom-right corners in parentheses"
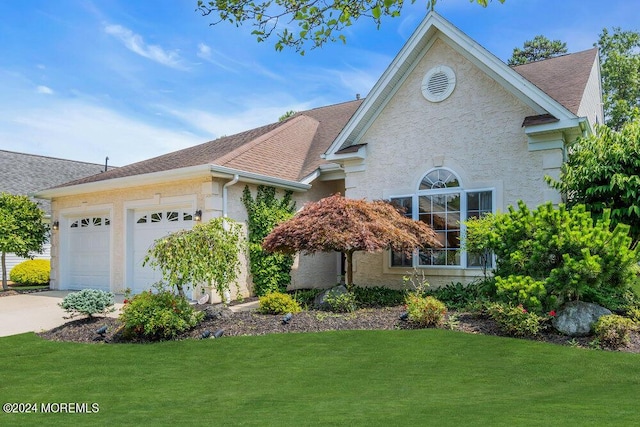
top-left (512, 48), bottom-right (599, 116)
top-left (0, 150), bottom-right (115, 214)
top-left (54, 99), bottom-right (363, 189)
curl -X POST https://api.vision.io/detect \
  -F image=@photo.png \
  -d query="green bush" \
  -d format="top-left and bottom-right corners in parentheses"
top-left (495, 275), bottom-right (549, 314)
top-left (486, 302), bottom-right (546, 337)
top-left (323, 290), bottom-right (358, 313)
top-left (119, 291), bottom-right (204, 340)
top-left (258, 292), bottom-right (301, 314)
top-left (405, 294), bottom-right (447, 327)
top-left (593, 314), bottom-right (637, 349)
top-left (9, 259), bottom-right (50, 285)
top-left (466, 202), bottom-right (639, 310)
top-left (353, 286), bottom-right (406, 307)
top-left (426, 281), bottom-right (487, 311)
top-left (59, 289), bottom-right (115, 318)
top-left (289, 289), bottom-right (322, 307)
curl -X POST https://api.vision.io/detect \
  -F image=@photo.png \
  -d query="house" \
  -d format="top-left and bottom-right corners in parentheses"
top-left (36, 12), bottom-right (603, 300)
top-left (0, 150), bottom-right (115, 277)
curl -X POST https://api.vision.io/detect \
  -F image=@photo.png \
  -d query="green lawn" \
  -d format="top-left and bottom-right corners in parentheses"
top-left (2, 329), bottom-right (639, 426)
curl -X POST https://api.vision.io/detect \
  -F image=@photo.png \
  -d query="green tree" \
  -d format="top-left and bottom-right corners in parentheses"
top-left (143, 217), bottom-right (245, 300)
top-left (508, 35), bottom-right (567, 65)
top-left (0, 193), bottom-right (48, 290)
top-left (547, 120), bottom-right (640, 246)
top-left (596, 27), bottom-right (640, 130)
top-left (242, 185), bottom-right (296, 296)
top-left (278, 110), bottom-right (297, 122)
top-left (197, 0), bottom-right (506, 54)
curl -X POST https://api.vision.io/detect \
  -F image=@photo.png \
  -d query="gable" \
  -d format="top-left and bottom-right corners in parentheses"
top-left (361, 38), bottom-right (538, 147)
top-left (326, 12), bottom-right (590, 158)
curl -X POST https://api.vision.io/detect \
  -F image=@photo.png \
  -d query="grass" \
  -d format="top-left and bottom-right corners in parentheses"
top-left (2, 330), bottom-right (640, 426)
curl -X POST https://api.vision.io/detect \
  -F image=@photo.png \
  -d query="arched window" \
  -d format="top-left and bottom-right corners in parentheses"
top-left (390, 168), bottom-right (493, 268)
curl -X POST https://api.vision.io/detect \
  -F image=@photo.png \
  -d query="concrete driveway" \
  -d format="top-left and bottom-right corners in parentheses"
top-left (0, 291), bottom-right (125, 337)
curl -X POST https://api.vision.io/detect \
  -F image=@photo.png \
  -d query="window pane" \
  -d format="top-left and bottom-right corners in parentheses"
top-left (418, 192), bottom-right (461, 266)
top-left (390, 197), bottom-right (414, 267)
top-left (420, 169), bottom-right (461, 190)
top-left (466, 191), bottom-right (493, 268)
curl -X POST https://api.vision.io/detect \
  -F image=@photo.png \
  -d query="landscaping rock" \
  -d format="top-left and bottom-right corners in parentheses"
top-left (313, 285), bottom-right (348, 308)
top-left (553, 301), bottom-right (612, 337)
top-left (201, 305), bottom-right (233, 321)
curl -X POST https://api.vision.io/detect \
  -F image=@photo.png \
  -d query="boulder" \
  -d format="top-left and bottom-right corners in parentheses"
top-left (201, 305), bottom-right (233, 321)
top-left (553, 301), bottom-right (612, 337)
top-left (313, 285), bottom-right (348, 308)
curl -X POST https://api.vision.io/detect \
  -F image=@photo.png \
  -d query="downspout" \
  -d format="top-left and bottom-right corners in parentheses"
top-left (220, 174), bottom-right (240, 304)
top-left (222, 174), bottom-right (240, 218)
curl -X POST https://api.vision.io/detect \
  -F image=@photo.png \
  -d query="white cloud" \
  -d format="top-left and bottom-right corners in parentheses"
top-left (104, 24), bottom-right (186, 70)
top-left (196, 42), bottom-right (237, 72)
top-left (36, 85), bottom-right (54, 95)
top-left (0, 97), bottom-right (204, 166)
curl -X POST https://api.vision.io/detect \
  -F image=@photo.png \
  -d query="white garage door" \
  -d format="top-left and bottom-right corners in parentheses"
top-left (131, 209), bottom-right (194, 294)
top-left (66, 216), bottom-right (111, 291)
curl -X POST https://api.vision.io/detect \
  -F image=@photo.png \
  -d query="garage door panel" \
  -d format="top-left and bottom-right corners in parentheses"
top-left (65, 215), bottom-right (110, 292)
top-left (130, 209), bottom-right (193, 294)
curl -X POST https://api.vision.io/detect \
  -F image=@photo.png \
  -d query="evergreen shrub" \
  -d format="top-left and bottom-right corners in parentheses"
top-left (59, 289), bottom-right (115, 318)
top-left (9, 259), bottom-right (50, 285)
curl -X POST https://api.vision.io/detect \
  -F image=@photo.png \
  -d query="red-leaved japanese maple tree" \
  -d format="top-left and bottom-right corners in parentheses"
top-left (262, 194), bottom-right (441, 288)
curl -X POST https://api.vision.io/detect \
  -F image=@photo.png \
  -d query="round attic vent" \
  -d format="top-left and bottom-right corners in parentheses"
top-left (421, 66), bottom-right (456, 102)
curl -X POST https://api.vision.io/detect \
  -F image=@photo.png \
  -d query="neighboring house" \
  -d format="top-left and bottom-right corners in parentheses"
top-left (36, 12), bottom-right (603, 300)
top-left (0, 150), bottom-right (114, 277)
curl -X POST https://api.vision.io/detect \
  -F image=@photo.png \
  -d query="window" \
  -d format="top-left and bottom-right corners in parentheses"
top-left (390, 168), bottom-right (493, 269)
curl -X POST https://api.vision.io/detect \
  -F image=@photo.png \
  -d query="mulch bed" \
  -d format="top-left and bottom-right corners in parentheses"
top-left (36, 304), bottom-right (640, 353)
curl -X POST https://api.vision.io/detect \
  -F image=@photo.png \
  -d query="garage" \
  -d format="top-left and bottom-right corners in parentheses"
top-left (64, 215), bottom-right (111, 291)
top-left (130, 209), bottom-right (194, 294)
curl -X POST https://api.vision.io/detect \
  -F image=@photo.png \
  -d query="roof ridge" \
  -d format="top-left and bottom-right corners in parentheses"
top-left (215, 115), bottom-right (320, 166)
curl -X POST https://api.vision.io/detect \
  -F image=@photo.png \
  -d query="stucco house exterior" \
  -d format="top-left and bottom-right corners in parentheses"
top-left (36, 12), bottom-right (603, 300)
top-left (0, 150), bottom-right (114, 277)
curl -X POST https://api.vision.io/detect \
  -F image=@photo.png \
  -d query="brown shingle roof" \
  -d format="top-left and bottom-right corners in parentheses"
top-left (512, 48), bottom-right (598, 115)
top-left (55, 99), bottom-right (363, 188)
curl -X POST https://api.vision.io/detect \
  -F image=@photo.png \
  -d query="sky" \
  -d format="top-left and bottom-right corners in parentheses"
top-left (0, 0), bottom-right (638, 167)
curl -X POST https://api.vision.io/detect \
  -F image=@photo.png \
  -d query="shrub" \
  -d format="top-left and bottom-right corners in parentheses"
top-left (405, 294), bottom-right (447, 327)
top-left (59, 289), bottom-right (115, 318)
top-left (353, 286), bottom-right (406, 307)
top-left (119, 291), bottom-right (204, 340)
top-left (258, 292), bottom-right (301, 315)
top-left (495, 275), bottom-right (549, 314)
top-left (290, 289), bottom-right (322, 307)
top-left (323, 290), bottom-right (358, 313)
top-left (426, 281), bottom-right (487, 311)
top-left (9, 259), bottom-right (50, 286)
top-left (593, 314), bottom-right (637, 349)
top-left (465, 201), bottom-right (639, 310)
top-left (486, 302), bottom-right (546, 337)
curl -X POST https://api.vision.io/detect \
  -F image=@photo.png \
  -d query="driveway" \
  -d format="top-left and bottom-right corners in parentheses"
top-left (0, 291), bottom-right (125, 337)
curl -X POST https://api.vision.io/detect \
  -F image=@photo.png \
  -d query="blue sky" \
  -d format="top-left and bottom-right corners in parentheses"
top-left (0, 0), bottom-right (638, 166)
